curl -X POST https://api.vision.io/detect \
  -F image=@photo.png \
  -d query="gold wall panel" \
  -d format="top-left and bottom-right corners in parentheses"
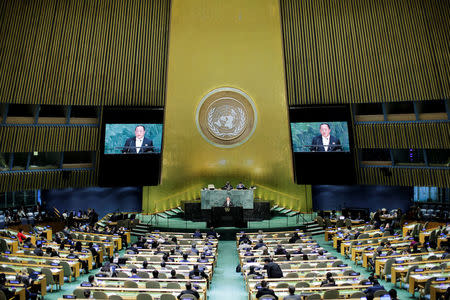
top-left (143, 0), bottom-right (311, 213)
top-left (0, 126), bottom-right (99, 152)
top-left (0, 0), bottom-right (170, 106)
top-left (281, 0), bottom-right (450, 105)
top-left (354, 122), bottom-right (450, 149)
top-left (0, 169), bottom-right (96, 192)
top-left (357, 167), bottom-right (450, 188)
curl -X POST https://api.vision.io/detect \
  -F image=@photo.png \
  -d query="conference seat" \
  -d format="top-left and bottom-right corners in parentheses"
top-left (373, 290), bottom-right (388, 297)
top-left (93, 291), bottom-right (108, 299)
top-left (323, 290), bottom-right (339, 299)
top-left (137, 294), bottom-right (153, 300)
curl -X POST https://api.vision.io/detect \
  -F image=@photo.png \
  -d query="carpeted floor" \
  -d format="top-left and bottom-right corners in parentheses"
top-left (208, 241), bottom-right (248, 300)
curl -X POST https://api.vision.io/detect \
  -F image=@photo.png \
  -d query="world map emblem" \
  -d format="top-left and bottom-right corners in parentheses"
top-left (196, 87), bottom-right (257, 148)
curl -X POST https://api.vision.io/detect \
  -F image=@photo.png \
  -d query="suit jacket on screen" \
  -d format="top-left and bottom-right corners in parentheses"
top-left (122, 137), bottom-right (154, 153)
top-left (310, 135), bottom-right (342, 152)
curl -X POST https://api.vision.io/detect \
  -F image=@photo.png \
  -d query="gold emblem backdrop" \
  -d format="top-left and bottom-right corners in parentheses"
top-left (143, 0), bottom-right (312, 213)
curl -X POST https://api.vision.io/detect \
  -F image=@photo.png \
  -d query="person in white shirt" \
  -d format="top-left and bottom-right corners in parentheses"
top-left (121, 125), bottom-right (154, 154)
top-left (310, 123), bottom-right (342, 152)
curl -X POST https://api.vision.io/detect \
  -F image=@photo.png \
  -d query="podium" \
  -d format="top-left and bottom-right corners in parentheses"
top-left (209, 206), bottom-right (246, 228)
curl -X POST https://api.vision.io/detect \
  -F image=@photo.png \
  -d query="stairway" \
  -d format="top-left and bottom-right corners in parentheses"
top-left (131, 223), bottom-right (152, 237)
top-left (303, 221), bottom-right (325, 236)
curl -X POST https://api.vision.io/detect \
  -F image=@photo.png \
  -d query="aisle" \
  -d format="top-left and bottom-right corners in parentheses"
top-left (208, 240), bottom-right (248, 300)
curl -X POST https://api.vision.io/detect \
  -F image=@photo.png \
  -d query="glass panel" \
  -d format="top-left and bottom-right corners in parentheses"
top-left (385, 102), bottom-right (415, 114)
top-left (29, 152), bottom-right (60, 170)
top-left (12, 153), bottom-right (29, 170)
top-left (392, 149), bottom-right (425, 164)
top-left (0, 153), bottom-right (10, 171)
top-left (39, 105), bottom-right (66, 117)
top-left (426, 149), bottom-right (450, 166)
top-left (354, 103), bottom-right (383, 115)
top-left (416, 100), bottom-right (446, 113)
top-left (7, 104), bottom-right (36, 117)
top-left (361, 149), bottom-right (391, 161)
top-left (63, 151), bottom-right (93, 164)
top-left (71, 106), bottom-right (98, 118)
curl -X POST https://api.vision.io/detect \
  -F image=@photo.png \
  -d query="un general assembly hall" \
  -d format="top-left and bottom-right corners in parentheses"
top-left (0, 0), bottom-right (449, 299)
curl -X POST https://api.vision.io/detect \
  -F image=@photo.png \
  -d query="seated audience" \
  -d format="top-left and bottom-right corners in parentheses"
top-left (283, 286), bottom-right (300, 300)
top-left (256, 280), bottom-right (278, 300)
top-left (177, 282), bottom-right (200, 300)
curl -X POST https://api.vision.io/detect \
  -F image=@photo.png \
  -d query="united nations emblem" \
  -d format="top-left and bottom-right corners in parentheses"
top-left (196, 87), bottom-right (257, 148)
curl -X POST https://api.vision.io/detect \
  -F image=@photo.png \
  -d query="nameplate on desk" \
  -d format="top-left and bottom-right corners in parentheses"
top-left (51, 263), bottom-right (59, 266)
top-left (349, 272), bottom-right (360, 276)
top-left (81, 283), bottom-right (93, 287)
top-left (414, 268), bottom-right (424, 272)
top-left (9, 280), bottom-right (20, 284)
top-left (63, 295), bottom-right (76, 299)
top-left (363, 281), bottom-right (372, 285)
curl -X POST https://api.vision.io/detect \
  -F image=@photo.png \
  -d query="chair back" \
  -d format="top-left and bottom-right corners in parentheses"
top-left (137, 294), bottom-right (153, 300)
top-left (146, 281), bottom-right (160, 288)
top-left (124, 280), bottom-right (138, 288)
top-left (93, 291), bottom-right (108, 299)
top-left (323, 290), bottom-right (339, 299)
top-left (160, 294), bottom-right (177, 300)
top-left (166, 282), bottom-right (181, 289)
top-left (73, 289), bottom-right (85, 298)
top-left (373, 290), bottom-right (388, 297)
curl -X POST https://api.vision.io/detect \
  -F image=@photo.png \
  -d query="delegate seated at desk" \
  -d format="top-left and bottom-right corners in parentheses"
top-left (222, 181), bottom-right (233, 190)
top-left (236, 182), bottom-right (246, 189)
top-left (223, 197), bottom-right (233, 207)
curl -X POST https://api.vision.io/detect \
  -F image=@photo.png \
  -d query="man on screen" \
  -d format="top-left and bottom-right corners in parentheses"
top-left (310, 123), bottom-right (342, 152)
top-left (121, 125), bottom-right (154, 154)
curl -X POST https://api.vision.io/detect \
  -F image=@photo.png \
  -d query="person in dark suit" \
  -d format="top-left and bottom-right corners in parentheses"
top-left (310, 123), bottom-right (342, 152)
top-left (223, 197), bottom-right (233, 207)
top-left (363, 279), bottom-right (385, 297)
top-left (177, 282), bottom-right (200, 300)
top-left (263, 258), bottom-right (283, 278)
top-left (222, 181), bottom-right (233, 190)
top-left (255, 280), bottom-right (278, 299)
top-left (236, 182), bottom-right (246, 189)
top-left (122, 125), bottom-right (154, 154)
top-left (33, 244), bottom-right (44, 256)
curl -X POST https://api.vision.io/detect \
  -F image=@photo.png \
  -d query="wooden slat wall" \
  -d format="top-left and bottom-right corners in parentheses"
top-left (0, 126), bottom-right (99, 152)
top-left (354, 122), bottom-right (450, 149)
top-left (357, 167), bottom-right (450, 188)
top-left (280, 0), bottom-right (450, 105)
top-left (0, 0), bottom-right (170, 106)
top-left (0, 169), bottom-right (96, 192)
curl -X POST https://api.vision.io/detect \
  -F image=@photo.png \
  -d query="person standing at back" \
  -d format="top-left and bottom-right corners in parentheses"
top-left (263, 258), bottom-right (283, 278)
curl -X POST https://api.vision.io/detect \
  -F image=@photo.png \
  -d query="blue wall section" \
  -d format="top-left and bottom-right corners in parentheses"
top-left (312, 185), bottom-right (413, 212)
top-left (42, 187), bottom-right (142, 218)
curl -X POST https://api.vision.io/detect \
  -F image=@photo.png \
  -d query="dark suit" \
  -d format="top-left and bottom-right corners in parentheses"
top-left (264, 262), bottom-right (283, 278)
top-left (310, 135), bottom-right (342, 152)
top-left (256, 287), bottom-right (278, 299)
top-left (122, 137), bottom-right (153, 153)
top-left (223, 200), bottom-right (234, 207)
top-left (177, 289), bottom-right (200, 300)
top-left (364, 284), bottom-right (385, 296)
